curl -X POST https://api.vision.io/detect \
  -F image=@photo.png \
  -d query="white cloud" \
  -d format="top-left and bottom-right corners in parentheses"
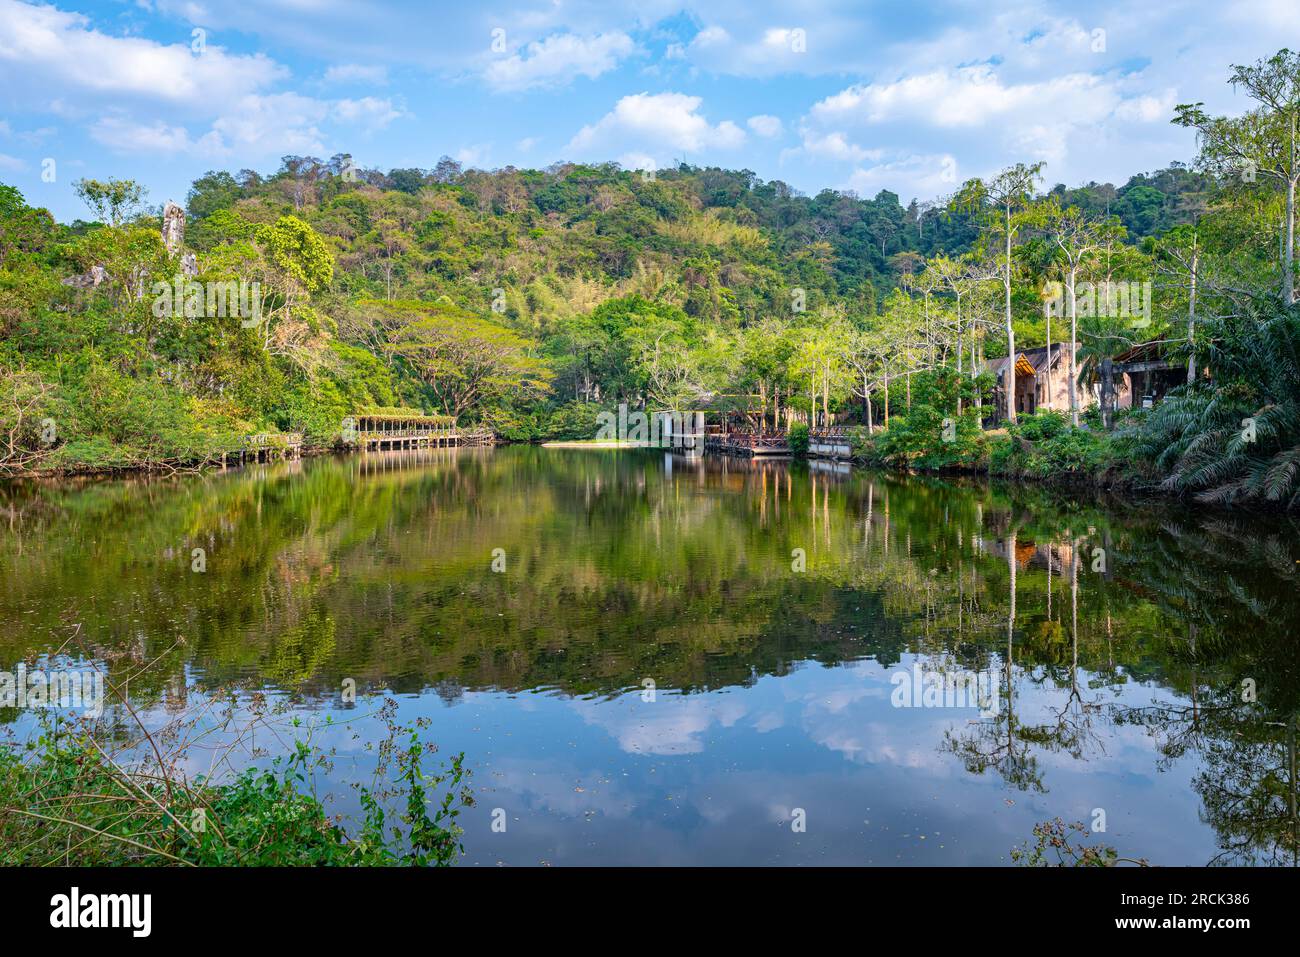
top-left (331, 96), bottom-right (403, 129)
top-left (0, 153), bottom-right (24, 172)
top-left (0, 0), bottom-right (284, 107)
top-left (790, 129), bottom-right (877, 163)
top-left (89, 116), bottom-right (224, 155)
top-left (210, 93), bottom-right (331, 155)
top-left (454, 144), bottom-right (490, 166)
top-left (323, 63), bottom-right (388, 85)
top-left (747, 114), bottom-right (783, 138)
top-left (88, 92), bottom-right (402, 160)
top-left (677, 21), bottom-right (835, 77)
top-left (811, 65), bottom-right (1117, 129)
top-left (1114, 90), bottom-right (1178, 123)
top-left (690, 25), bottom-right (730, 49)
top-left (569, 92), bottom-right (745, 159)
top-left (485, 31), bottom-right (635, 92)
top-left (847, 153), bottom-right (961, 201)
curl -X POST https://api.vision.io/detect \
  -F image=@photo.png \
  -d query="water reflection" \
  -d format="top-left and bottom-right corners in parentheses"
top-left (1, 446), bottom-right (1298, 864)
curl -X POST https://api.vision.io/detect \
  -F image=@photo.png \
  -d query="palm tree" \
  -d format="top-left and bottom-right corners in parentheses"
top-left (1073, 312), bottom-right (1132, 396)
top-left (1131, 304), bottom-right (1300, 506)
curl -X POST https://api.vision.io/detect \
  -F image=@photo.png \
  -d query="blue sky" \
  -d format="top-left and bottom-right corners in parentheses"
top-left (1, 0), bottom-right (1296, 222)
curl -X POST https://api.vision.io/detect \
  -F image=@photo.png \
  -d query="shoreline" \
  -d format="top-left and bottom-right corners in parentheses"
top-left (2, 439), bottom-right (1265, 516)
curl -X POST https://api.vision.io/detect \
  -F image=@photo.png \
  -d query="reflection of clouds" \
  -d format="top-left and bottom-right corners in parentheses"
top-left (811, 720), bottom-right (953, 771)
top-left (571, 692), bottom-right (749, 755)
top-left (752, 711), bottom-right (784, 733)
top-left (815, 686), bottom-right (875, 714)
top-left (796, 664), bottom-right (962, 772)
top-left (481, 758), bottom-right (636, 820)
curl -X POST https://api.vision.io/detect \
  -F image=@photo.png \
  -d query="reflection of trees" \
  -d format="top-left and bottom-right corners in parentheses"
top-left (942, 521), bottom-right (1046, 791)
top-left (4, 449), bottom-right (1300, 861)
top-left (1017, 545), bottom-right (1106, 765)
top-left (1192, 704), bottom-right (1299, 866)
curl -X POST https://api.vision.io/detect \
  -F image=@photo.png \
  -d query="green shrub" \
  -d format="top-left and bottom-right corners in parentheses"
top-left (989, 412), bottom-right (1118, 480)
top-left (787, 422), bottom-right (809, 457)
top-left (0, 715), bottom-right (473, 867)
top-left (874, 405), bottom-right (986, 470)
top-left (543, 400), bottom-right (606, 440)
top-left (1012, 410), bottom-right (1069, 442)
top-left (848, 425), bottom-right (882, 464)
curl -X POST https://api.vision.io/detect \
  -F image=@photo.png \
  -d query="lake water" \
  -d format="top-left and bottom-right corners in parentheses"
top-left (3, 445), bottom-right (1298, 865)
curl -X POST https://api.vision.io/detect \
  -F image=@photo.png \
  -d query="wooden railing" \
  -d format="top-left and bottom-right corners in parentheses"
top-left (705, 430), bottom-right (791, 455)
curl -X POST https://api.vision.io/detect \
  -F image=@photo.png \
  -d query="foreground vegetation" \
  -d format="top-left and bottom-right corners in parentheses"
top-left (1, 49), bottom-right (1299, 507)
top-left (0, 705), bottom-right (473, 866)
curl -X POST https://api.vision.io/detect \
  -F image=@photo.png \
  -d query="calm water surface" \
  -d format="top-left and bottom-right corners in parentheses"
top-left (3, 446), bottom-right (1299, 865)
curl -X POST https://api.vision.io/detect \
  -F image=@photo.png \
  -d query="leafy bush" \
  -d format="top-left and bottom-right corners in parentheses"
top-left (867, 368), bottom-right (992, 470)
top-left (847, 425), bottom-right (881, 464)
top-left (875, 405), bottom-right (986, 469)
top-left (1011, 409), bottom-right (1069, 442)
top-left (787, 422), bottom-right (809, 457)
top-left (989, 411), bottom-right (1118, 480)
top-left (542, 400), bottom-right (607, 440)
top-left (0, 714), bottom-right (473, 867)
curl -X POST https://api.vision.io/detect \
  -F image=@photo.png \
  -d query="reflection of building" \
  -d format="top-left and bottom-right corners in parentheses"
top-left (654, 410), bottom-right (706, 454)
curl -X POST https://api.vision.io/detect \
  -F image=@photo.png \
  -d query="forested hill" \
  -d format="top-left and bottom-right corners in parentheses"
top-left (181, 157), bottom-right (1208, 325)
top-left (0, 155), bottom-right (1210, 471)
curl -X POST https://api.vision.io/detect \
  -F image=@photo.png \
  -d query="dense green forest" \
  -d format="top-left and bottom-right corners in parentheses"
top-left (2, 49), bottom-right (1299, 507)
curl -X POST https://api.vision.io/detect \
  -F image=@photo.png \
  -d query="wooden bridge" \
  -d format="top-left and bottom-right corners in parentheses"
top-left (225, 432), bottom-right (303, 465)
top-left (704, 430), bottom-right (791, 457)
top-left (344, 413), bottom-right (493, 451)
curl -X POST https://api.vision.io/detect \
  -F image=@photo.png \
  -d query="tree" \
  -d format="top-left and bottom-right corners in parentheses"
top-left (1146, 224), bottom-right (1203, 385)
top-left (789, 317), bottom-right (853, 428)
top-left (1174, 49), bottom-right (1300, 302)
top-left (846, 325), bottom-right (893, 433)
top-left (0, 185), bottom-right (55, 270)
top-left (73, 177), bottom-right (147, 227)
top-left (1131, 303), bottom-right (1300, 506)
top-left (1048, 203), bottom-right (1122, 424)
top-left (961, 164), bottom-right (1045, 422)
top-left (737, 320), bottom-right (795, 430)
top-left (386, 301), bottom-right (553, 419)
top-left (205, 214), bottom-right (335, 368)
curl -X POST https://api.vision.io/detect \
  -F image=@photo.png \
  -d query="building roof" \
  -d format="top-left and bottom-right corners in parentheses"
top-left (980, 343), bottom-right (1078, 379)
top-left (1112, 340), bottom-right (1180, 365)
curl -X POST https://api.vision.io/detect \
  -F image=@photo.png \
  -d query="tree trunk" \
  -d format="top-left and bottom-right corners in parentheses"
top-left (822, 365), bottom-right (830, 427)
top-left (1187, 240), bottom-right (1199, 385)
top-left (1005, 204), bottom-right (1017, 423)
top-left (1100, 356), bottom-right (1115, 430)
top-left (1044, 306), bottom-right (1052, 412)
top-left (1068, 269), bottom-right (1079, 427)
top-left (1288, 113), bottom-right (1297, 304)
top-left (956, 294), bottom-right (964, 415)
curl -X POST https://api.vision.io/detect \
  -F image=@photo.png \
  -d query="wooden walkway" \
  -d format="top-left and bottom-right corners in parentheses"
top-left (704, 431), bottom-right (791, 457)
top-left (224, 432), bottom-right (303, 465)
top-left (344, 414), bottom-right (492, 451)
